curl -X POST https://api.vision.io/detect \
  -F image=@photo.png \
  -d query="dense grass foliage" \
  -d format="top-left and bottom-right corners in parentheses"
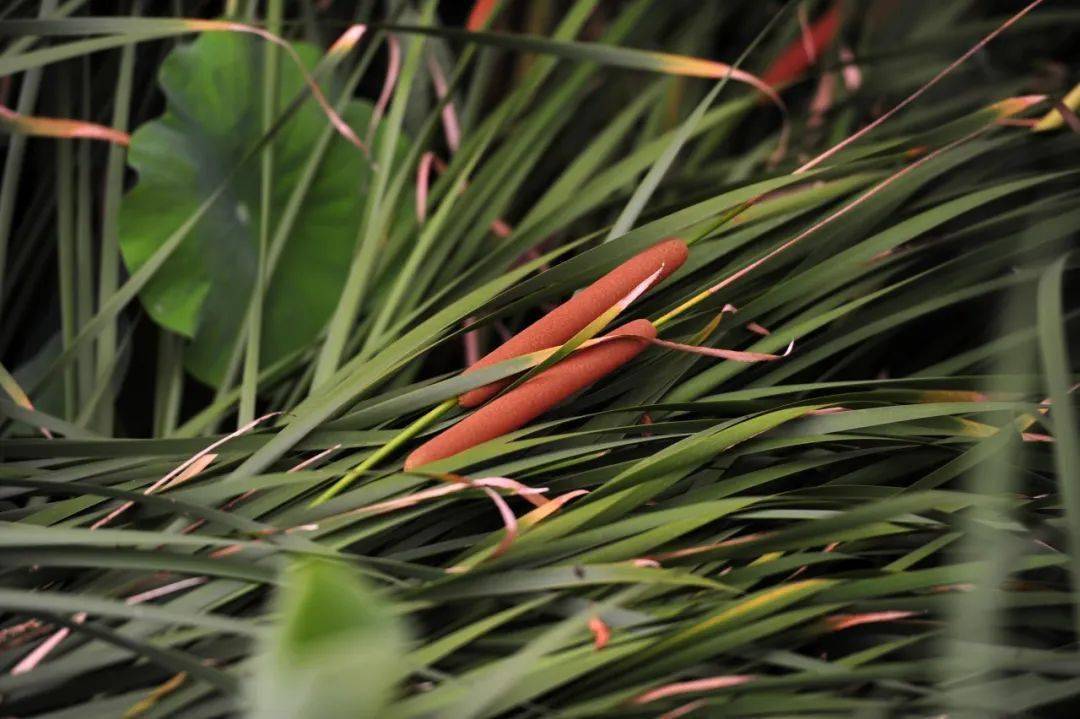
top-left (1, 1), bottom-right (1079, 716)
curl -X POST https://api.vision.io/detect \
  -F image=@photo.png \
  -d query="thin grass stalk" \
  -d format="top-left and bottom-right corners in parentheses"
top-left (94, 20), bottom-right (136, 434)
top-left (152, 331), bottom-right (184, 437)
top-left (55, 77), bottom-right (77, 420)
top-left (74, 60), bottom-right (95, 412)
top-left (239, 0), bottom-right (283, 427)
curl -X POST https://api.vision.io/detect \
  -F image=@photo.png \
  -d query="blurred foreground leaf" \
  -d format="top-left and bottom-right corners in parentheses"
top-left (249, 560), bottom-right (409, 719)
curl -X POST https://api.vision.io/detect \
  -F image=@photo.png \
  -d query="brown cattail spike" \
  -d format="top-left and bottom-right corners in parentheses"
top-left (406, 319), bottom-right (657, 470)
top-left (459, 239), bottom-right (686, 408)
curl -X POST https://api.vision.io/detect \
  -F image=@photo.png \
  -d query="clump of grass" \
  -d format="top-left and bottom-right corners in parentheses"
top-left (1, 1), bottom-right (1079, 718)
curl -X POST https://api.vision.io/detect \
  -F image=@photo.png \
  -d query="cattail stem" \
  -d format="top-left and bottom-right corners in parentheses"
top-left (310, 398), bottom-right (455, 506)
top-left (653, 292), bottom-right (709, 330)
top-left (653, 203), bottom-right (759, 330)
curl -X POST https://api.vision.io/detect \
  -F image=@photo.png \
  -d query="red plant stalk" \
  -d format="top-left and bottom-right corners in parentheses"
top-left (761, 2), bottom-right (841, 88)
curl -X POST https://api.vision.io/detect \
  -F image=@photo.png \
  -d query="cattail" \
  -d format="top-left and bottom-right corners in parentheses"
top-left (406, 319), bottom-right (657, 470)
top-left (762, 2), bottom-right (841, 88)
top-left (459, 239), bottom-right (687, 408)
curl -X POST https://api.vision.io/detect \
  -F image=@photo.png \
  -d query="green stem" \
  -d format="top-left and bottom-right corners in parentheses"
top-left (651, 199), bottom-right (758, 330)
top-left (95, 20), bottom-right (136, 434)
top-left (55, 80), bottom-right (76, 421)
top-left (74, 62), bottom-right (94, 411)
top-left (310, 398), bottom-right (455, 507)
top-left (240, 0), bottom-right (282, 426)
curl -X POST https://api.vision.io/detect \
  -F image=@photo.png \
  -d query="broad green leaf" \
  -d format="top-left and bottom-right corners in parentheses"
top-left (119, 33), bottom-right (403, 385)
